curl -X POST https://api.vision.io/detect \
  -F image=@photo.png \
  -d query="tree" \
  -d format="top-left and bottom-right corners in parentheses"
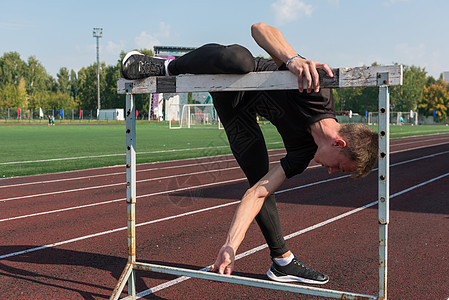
top-left (0, 77), bottom-right (27, 109)
top-left (77, 64), bottom-right (99, 109)
top-left (390, 65), bottom-right (427, 112)
top-left (25, 56), bottom-right (53, 94)
top-left (69, 69), bottom-right (78, 101)
top-left (333, 86), bottom-right (378, 113)
top-left (57, 67), bottom-right (70, 93)
top-left (27, 91), bottom-right (47, 109)
top-left (47, 91), bottom-right (77, 110)
top-left (0, 84), bottom-right (17, 108)
top-left (102, 63), bottom-right (124, 109)
top-left (0, 52), bottom-right (27, 89)
top-left (17, 77), bottom-right (28, 108)
top-left (420, 79), bottom-right (449, 120)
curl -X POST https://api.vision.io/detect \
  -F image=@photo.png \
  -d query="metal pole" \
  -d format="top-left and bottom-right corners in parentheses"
top-left (377, 72), bottom-right (390, 300)
top-left (96, 36), bottom-right (100, 113)
top-left (125, 82), bottom-right (136, 299)
top-left (93, 28), bottom-right (103, 118)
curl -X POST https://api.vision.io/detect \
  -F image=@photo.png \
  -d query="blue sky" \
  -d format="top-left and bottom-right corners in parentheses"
top-left (1, 0), bottom-right (447, 79)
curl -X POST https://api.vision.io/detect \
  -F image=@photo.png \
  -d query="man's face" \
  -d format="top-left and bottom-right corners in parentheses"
top-left (314, 146), bottom-right (356, 175)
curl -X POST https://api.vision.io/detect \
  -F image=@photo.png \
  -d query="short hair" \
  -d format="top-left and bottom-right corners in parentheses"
top-left (339, 123), bottom-right (378, 178)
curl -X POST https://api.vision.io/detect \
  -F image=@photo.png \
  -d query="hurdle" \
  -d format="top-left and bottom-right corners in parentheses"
top-left (112, 65), bottom-right (402, 300)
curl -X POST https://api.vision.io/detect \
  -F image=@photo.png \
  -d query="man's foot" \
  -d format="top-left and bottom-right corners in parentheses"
top-left (121, 51), bottom-right (166, 79)
top-left (266, 257), bottom-right (329, 284)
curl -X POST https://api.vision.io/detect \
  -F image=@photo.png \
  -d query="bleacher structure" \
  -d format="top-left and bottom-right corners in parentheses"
top-left (113, 65), bottom-right (403, 300)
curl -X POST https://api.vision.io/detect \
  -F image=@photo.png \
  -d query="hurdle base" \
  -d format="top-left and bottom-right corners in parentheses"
top-left (110, 261), bottom-right (377, 300)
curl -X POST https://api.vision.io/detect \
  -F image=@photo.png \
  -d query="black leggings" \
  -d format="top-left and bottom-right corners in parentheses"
top-left (168, 43), bottom-right (255, 75)
top-left (169, 44), bottom-right (289, 257)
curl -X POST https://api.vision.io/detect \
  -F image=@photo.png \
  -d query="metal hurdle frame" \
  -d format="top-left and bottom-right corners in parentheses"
top-left (111, 65), bottom-right (402, 300)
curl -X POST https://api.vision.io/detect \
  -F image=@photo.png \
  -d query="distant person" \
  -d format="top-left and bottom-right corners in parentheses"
top-left (48, 115), bottom-right (52, 126)
top-left (51, 115), bottom-right (55, 126)
top-left (121, 22), bottom-right (378, 285)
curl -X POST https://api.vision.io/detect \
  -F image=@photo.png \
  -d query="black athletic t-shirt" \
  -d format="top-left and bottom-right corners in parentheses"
top-left (249, 57), bottom-right (336, 178)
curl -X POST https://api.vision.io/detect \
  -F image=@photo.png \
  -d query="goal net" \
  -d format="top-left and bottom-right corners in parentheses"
top-left (169, 104), bottom-right (223, 129)
top-left (367, 111), bottom-right (418, 125)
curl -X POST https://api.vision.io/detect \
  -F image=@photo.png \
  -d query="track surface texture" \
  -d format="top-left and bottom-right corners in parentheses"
top-left (1, 133), bottom-right (448, 299)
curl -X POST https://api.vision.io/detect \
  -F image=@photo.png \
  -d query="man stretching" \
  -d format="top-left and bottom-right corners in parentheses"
top-left (121, 22), bottom-right (378, 284)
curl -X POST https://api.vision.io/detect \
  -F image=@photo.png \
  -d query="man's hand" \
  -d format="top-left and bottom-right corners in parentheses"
top-left (209, 245), bottom-right (235, 275)
top-left (250, 22), bottom-right (334, 93)
top-left (287, 56), bottom-right (334, 93)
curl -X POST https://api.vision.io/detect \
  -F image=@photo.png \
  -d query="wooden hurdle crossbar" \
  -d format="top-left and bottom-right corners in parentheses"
top-left (111, 65), bottom-right (402, 300)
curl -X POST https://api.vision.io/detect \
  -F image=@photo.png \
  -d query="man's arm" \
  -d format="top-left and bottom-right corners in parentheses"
top-left (251, 22), bottom-right (333, 93)
top-left (210, 163), bottom-right (286, 275)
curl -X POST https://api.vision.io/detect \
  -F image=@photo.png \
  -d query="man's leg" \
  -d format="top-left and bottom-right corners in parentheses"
top-left (168, 42), bottom-right (290, 257)
top-left (168, 43), bottom-right (255, 75)
top-left (121, 43), bottom-right (254, 79)
top-left (169, 43), bottom-right (290, 257)
top-left (212, 92), bottom-right (290, 258)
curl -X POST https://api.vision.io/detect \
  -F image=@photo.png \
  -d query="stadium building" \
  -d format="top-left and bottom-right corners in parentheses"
top-left (443, 71), bottom-right (449, 83)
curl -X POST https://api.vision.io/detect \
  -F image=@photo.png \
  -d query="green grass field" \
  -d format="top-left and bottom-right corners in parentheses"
top-left (1, 123), bottom-right (449, 178)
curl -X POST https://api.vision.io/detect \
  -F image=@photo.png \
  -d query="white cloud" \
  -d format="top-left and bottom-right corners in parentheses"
top-left (157, 22), bottom-right (171, 39)
top-left (105, 40), bottom-right (126, 55)
top-left (394, 42), bottom-right (426, 63)
top-left (271, 0), bottom-right (313, 26)
top-left (134, 22), bottom-right (171, 50)
top-left (394, 43), bottom-right (449, 77)
top-left (135, 31), bottom-right (160, 50)
top-left (383, 0), bottom-right (410, 7)
top-left (0, 21), bottom-right (32, 30)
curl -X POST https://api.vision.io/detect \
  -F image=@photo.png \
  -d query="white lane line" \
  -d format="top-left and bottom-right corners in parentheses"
top-left (0, 201), bottom-right (240, 260)
top-left (1, 134), bottom-right (446, 189)
top-left (0, 198), bottom-right (122, 222)
top-left (391, 136), bottom-right (449, 147)
top-left (0, 142), bottom-right (284, 165)
top-left (392, 131), bottom-right (449, 137)
top-left (2, 131), bottom-right (446, 168)
top-left (131, 172), bottom-right (449, 298)
top-left (1, 170), bottom-right (448, 261)
top-left (277, 150), bottom-right (449, 194)
top-left (2, 150), bottom-right (448, 222)
top-left (0, 182), bottom-right (124, 202)
top-left (0, 153), bottom-right (257, 201)
top-left (0, 159), bottom-right (237, 190)
top-left (0, 151), bottom-right (286, 189)
top-left (0, 165), bottom-right (244, 202)
top-left (393, 132), bottom-right (448, 139)
top-left (390, 141), bottom-right (449, 154)
top-left (0, 178), bottom-right (246, 223)
top-left (3, 140), bottom-right (448, 202)
top-left (0, 152), bottom-right (126, 165)
top-left (1, 131), bottom-right (446, 178)
top-left (0, 170), bottom-right (124, 189)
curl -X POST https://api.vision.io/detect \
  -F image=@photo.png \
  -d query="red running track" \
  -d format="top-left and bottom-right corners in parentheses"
top-left (0, 133), bottom-right (448, 299)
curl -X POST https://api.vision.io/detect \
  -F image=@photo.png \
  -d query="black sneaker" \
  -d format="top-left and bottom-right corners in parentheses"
top-left (266, 257), bottom-right (329, 284)
top-left (121, 51), bottom-right (166, 79)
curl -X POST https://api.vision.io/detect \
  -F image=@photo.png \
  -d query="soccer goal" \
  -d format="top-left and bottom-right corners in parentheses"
top-left (169, 103), bottom-right (222, 129)
top-left (367, 111), bottom-right (418, 125)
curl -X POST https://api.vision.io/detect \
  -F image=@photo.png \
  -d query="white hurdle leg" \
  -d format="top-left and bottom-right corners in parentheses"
top-left (377, 72), bottom-right (390, 300)
top-left (125, 82), bottom-right (137, 299)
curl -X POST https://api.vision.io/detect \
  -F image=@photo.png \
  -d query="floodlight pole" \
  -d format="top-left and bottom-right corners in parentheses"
top-left (93, 28), bottom-right (103, 118)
